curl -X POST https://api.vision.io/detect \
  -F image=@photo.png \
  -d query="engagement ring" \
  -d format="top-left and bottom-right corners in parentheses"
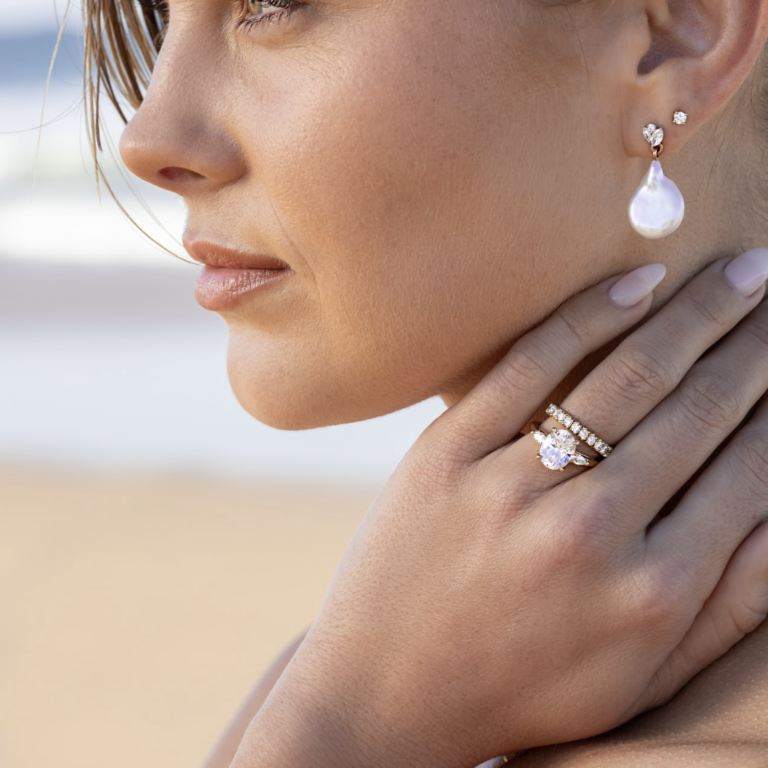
top-left (531, 404), bottom-right (613, 471)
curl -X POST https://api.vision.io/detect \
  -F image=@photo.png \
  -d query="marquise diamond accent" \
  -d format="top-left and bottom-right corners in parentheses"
top-left (642, 123), bottom-right (664, 147)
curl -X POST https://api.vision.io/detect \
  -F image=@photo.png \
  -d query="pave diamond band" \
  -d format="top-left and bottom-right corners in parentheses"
top-left (544, 403), bottom-right (613, 457)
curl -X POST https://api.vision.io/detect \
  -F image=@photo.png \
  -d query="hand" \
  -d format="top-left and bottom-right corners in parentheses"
top-left (236, 250), bottom-right (768, 768)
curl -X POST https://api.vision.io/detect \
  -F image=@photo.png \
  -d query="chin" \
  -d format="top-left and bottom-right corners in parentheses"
top-left (226, 358), bottom-right (332, 431)
top-left (224, 340), bottom-right (371, 430)
top-left (232, 398), bottom-right (323, 431)
top-left (225, 334), bottom-right (438, 431)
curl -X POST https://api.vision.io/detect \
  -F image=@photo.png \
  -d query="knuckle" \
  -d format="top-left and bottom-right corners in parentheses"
top-left (554, 299), bottom-right (593, 346)
top-left (741, 315), bottom-right (768, 351)
top-left (676, 368), bottom-right (741, 433)
top-left (608, 342), bottom-right (674, 403)
top-left (478, 471), bottom-right (537, 528)
top-left (501, 337), bottom-right (558, 390)
top-left (686, 285), bottom-right (731, 330)
top-left (407, 422), bottom-right (470, 487)
top-left (730, 596), bottom-right (768, 637)
top-left (733, 430), bottom-right (768, 505)
top-left (625, 560), bottom-right (689, 630)
top-left (547, 490), bottom-right (623, 565)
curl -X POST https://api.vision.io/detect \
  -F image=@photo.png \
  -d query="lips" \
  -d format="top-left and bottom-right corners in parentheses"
top-left (183, 239), bottom-right (289, 270)
top-left (184, 238), bottom-right (294, 311)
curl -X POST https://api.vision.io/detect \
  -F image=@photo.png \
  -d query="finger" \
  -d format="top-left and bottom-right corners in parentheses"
top-left (436, 264), bottom-right (665, 461)
top-left (534, 250), bottom-right (768, 456)
top-left (646, 386), bottom-right (768, 587)
top-left (625, 520), bottom-right (768, 718)
top-left (599, 295), bottom-right (768, 531)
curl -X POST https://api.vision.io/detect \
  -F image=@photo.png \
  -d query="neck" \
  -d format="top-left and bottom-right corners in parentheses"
top-left (440, 110), bottom-right (767, 418)
top-left (436, 109), bottom-right (768, 747)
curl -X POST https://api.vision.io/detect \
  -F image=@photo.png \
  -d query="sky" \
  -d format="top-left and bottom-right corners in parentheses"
top-left (0, 1), bottom-right (72, 33)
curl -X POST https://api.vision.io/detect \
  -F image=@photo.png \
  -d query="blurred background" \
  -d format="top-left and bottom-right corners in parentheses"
top-left (0, 4), bottom-right (445, 767)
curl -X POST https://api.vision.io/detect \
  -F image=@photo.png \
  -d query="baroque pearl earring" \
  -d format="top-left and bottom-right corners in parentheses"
top-left (627, 117), bottom-right (686, 239)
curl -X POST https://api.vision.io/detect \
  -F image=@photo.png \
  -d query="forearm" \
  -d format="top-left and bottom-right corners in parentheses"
top-left (200, 628), bottom-right (309, 768)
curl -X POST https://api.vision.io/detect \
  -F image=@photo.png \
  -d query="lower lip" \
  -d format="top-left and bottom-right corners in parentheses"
top-left (194, 266), bottom-right (293, 311)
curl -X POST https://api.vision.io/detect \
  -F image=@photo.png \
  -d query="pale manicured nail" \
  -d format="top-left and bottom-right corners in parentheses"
top-left (723, 248), bottom-right (768, 297)
top-left (609, 263), bottom-right (667, 308)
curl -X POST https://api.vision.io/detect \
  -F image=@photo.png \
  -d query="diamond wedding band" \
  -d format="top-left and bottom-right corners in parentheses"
top-left (544, 404), bottom-right (613, 456)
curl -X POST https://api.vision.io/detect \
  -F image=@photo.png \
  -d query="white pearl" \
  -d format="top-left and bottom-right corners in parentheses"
top-left (628, 160), bottom-right (685, 239)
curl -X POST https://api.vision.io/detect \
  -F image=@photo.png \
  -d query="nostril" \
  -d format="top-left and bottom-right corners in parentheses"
top-left (158, 166), bottom-right (205, 183)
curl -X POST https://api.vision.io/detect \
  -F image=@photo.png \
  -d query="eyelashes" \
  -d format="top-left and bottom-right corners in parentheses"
top-left (137, 0), bottom-right (168, 12)
top-left (136, 0), bottom-right (303, 33)
top-left (238, 0), bottom-right (302, 31)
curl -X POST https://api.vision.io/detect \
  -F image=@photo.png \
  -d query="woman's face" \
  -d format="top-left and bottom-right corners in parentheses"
top-left (120, 0), bottom-right (648, 429)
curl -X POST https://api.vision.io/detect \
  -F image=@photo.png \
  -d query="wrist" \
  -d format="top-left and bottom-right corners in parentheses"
top-left (228, 648), bottom-right (486, 768)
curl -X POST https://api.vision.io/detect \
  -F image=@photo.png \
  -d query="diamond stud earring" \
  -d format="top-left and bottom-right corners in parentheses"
top-left (627, 119), bottom-right (686, 239)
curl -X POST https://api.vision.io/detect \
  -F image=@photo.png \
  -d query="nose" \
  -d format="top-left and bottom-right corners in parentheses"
top-left (119, 35), bottom-right (246, 194)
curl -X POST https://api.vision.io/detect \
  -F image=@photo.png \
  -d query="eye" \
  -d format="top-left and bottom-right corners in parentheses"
top-left (243, 0), bottom-right (300, 23)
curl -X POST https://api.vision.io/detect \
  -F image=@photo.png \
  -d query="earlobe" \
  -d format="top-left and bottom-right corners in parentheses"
top-left (621, 0), bottom-right (768, 239)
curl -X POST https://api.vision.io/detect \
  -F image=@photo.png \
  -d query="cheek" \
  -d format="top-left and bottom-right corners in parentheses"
top-left (225, 2), bottom-right (612, 428)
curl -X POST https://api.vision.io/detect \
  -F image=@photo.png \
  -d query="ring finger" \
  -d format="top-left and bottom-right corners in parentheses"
top-left (526, 250), bottom-right (768, 478)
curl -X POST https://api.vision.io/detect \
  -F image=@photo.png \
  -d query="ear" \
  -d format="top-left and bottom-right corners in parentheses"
top-left (602, 0), bottom-right (768, 158)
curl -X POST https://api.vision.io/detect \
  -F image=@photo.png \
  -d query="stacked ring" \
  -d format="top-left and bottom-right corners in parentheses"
top-left (529, 404), bottom-right (613, 472)
top-left (544, 403), bottom-right (613, 456)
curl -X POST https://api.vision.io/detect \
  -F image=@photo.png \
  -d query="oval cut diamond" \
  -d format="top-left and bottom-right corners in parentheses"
top-left (538, 428), bottom-right (577, 471)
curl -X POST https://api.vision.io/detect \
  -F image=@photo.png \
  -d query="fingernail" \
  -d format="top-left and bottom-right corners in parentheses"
top-left (723, 248), bottom-right (768, 297)
top-left (609, 263), bottom-right (667, 308)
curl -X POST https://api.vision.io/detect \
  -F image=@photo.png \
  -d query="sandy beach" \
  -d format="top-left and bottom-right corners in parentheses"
top-left (1, 466), bottom-right (376, 768)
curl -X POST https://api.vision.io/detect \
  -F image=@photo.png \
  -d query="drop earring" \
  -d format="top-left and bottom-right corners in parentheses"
top-left (627, 117), bottom-right (686, 239)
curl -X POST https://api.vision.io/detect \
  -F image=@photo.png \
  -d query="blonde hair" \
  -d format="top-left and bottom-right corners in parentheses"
top-left (75, 0), bottom-right (195, 263)
top-left (82, 0), bottom-right (165, 134)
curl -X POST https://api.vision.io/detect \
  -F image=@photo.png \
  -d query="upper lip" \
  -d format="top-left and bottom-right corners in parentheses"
top-left (183, 239), bottom-right (289, 270)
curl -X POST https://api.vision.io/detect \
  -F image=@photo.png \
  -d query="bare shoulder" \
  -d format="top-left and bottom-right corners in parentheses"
top-left (512, 739), bottom-right (767, 767)
top-left (507, 623), bottom-right (768, 768)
